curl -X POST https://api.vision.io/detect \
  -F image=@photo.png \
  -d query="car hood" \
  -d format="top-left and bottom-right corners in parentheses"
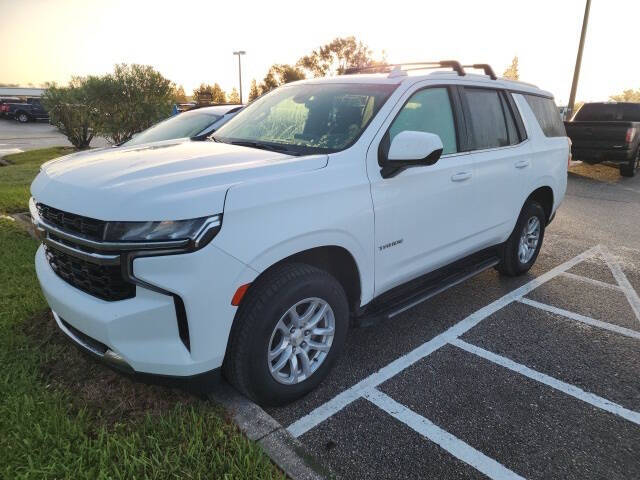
top-left (31, 140), bottom-right (328, 221)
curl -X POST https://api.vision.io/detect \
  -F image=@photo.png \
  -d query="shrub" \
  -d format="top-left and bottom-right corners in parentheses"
top-left (42, 80), bottom-right (99, 150)
top-left (43, 64), bottom-right (175, 148)
top-left (90, 64), bottom-right (174, 144)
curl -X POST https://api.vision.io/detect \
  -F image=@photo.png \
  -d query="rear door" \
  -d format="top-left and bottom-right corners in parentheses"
top-left (458, 86), bottom-right (531, 246)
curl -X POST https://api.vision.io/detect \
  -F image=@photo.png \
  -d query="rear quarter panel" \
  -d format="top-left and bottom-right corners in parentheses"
top-left (513, 94), bottom-right (568, 215)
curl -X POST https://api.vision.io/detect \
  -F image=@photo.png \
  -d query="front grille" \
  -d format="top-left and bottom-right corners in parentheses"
top-left (45, 246), bottom-right (135, 301)
top-left (37, 203), bottom-right (106, 241)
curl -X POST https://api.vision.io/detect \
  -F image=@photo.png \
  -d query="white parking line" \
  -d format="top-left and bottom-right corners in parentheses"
top-left (364, 388), bottom-right (526, 480)
top-left (287, 246), bottom-right (601, 438)
top-left (559, 271), bottom-right (622, 292)
top-left (451, 339), bottom-right (640, 426)
top-left (600, 245), bottom-right (640, 322)
top-left (518, 297), bottom-right (640, 340)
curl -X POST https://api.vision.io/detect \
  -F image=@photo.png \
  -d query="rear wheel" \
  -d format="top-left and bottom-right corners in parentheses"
top-left (496, 201), bottom-right (546, 276)
top-left (620, 148), bottom-right (640, 177)
top-left (223, 263), bottom-right (349, 406)
top-left (17, 112), bottom-right (30, 123)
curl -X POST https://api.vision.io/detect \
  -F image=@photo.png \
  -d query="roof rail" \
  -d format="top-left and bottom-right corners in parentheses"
top-left (461, 64), bottom-right (497, 80)
top-left (343, 60), bottom-right (467, 78)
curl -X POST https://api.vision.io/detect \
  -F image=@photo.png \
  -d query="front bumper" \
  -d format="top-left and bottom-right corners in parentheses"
top-left (35, 238), bottom-right (258, 378)
top-left (52, 310), bottom-right (222, 391)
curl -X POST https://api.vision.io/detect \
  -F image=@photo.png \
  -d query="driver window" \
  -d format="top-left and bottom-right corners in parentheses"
top-left (389, 88), bottom-right (457, 155)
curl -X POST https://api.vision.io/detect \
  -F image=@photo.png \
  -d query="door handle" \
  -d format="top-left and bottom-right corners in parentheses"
top-left (450, 171), bottom-right (472, 182)
top-left (515, 160), bottom-right (531, 169)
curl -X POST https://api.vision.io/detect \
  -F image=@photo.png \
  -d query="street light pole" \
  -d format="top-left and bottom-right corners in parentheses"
top-left (568, 0), bottom-right (591, 119)
top-left (233, 50), bottom-right (246, 104)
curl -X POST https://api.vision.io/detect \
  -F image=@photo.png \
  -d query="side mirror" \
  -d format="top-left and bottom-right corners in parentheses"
top-left (381, 131), bottom-right (444, 178)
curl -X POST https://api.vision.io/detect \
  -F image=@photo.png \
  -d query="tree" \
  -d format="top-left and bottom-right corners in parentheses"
top-left (257, 64), bottom-right (306, 96)
top-left (193, 83), bottom-right (227, 104)
top-left (502, 56), bottom-right (519, 80)
top-left (43, 64), bottom-right (175, 147)
top-left (173, 85), bottom-right (187, 103)
top-left (42, 80), bottom-right (100, 149)
top-left (89, 64), bottom-right (175, 144)
top-left (610, 88), bottom-right (640, 103)
top-left (228, 87), bottom-right (240, 104)
top-left (248, 79), bottom-right (261, 102)
top-left (297, 36), bottom-right (377, 77)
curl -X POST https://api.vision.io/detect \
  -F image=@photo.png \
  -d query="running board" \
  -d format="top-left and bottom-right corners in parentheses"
top-left (356, 255), bottom-right (500, 327)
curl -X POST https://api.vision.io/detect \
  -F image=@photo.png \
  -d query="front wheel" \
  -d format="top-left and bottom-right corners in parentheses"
top-left (223, 263), bottom-right (349, 406)
top-left (496, 201), bottom-right (546, 277)
top-left (620, 148), bottom-right (639, 177)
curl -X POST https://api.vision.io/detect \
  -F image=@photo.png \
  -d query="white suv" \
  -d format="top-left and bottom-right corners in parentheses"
top-left (30, 61), bottom-right (568, 405)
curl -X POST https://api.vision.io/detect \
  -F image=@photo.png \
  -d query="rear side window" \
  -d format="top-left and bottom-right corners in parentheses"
top-left (463, 88), bottom-right (510, 149)
top-left (389, 88), bottom-right (458, 154)
top-left (524, 95), bottom-right (566, 137)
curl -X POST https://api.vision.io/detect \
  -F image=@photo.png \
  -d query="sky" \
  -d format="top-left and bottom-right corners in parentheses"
top-left (1, 0), bottom-right (638, 104)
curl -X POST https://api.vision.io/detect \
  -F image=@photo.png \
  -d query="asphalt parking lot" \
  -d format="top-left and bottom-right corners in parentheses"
top-left (266, 162), bottom-right (640, 479)
top-left (0, 117), bottom-right (108, 155)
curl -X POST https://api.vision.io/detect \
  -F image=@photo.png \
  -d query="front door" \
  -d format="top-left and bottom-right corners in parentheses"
top-left (367, 85), bottom-right (480, 295)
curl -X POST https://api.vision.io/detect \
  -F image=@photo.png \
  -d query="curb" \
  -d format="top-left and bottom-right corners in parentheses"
top-left (210, 382), bottom-right (332, 480)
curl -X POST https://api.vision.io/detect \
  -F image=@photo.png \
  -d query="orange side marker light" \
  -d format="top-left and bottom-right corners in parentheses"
top-left (231, 283), bottom-right (251, 306)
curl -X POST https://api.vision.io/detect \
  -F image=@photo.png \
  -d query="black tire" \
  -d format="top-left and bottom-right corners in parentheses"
top-left (223, 262), bottom-right (349, 406)
top-left (620, 148), bottom-right (640, 177)
top-left (16, 112), bottom-right (30, 123)
top-left (496, 201), bottom-right (546, 277)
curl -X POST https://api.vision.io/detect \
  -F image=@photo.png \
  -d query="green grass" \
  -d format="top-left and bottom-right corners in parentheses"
top-left (0, 149), bottom-right (284, 479)
top-left (0, 147), bottom-right (75, 214)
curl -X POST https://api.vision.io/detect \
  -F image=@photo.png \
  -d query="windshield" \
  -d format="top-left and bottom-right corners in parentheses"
top-left (213, 83), bottom-right (396, 155)
top-left (124, 111), bottom-right (222, 146)
top-left (574, 103), bottom-right (640, 122)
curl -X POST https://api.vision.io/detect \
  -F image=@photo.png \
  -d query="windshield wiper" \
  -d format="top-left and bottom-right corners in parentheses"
top-left (228, 140), bottom-right (301, 156)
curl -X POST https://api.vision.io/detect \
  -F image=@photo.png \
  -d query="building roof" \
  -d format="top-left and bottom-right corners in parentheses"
top-left (0, 87), bottom-right (46, 97)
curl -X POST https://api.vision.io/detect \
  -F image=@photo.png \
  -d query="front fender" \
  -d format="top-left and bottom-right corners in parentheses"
top-left (245, 230), bottom-right (373, 304)
top-left (213, 161), bottom-right (375, 305)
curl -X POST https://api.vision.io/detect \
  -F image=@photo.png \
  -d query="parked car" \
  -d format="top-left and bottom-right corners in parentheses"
top-left (558, 105), bottom-right (570, 121)
top-left (565, 102), bottom-right (640, 177)
top-left (172, 102), bottom-right (197, 115)
top-left (30, 61), bottom-right (568, 405)
top-left (4, 97), bottom-right (49, 123)
top-left (121, 104), bottom-right (244, 147)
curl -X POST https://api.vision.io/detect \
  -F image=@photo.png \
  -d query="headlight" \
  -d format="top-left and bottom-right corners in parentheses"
top-left (104, 215), bottom-right (222, 247)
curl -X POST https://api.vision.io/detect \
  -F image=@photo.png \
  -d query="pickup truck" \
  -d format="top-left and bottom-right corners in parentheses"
top-left (1, 98), bottom-right (49, 123)
top-left (565, 102), bottom-right (640, 177)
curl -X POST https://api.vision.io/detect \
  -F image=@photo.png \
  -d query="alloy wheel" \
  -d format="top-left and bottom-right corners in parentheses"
top-left (267, 297), bottom-right (335, 385)
top-left (518, 216), bottom-right (541, 264)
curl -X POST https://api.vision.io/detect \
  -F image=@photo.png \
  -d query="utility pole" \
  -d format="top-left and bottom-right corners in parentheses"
top-left (568, 0), bottom-right (591, 119)
top-left (233, 51), bottom-right (246, 104)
